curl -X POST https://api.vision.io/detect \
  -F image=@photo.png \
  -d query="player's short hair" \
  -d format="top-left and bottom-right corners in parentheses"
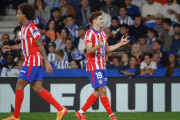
top-left (162, 18), bottom-right (171, 26)
top-left (18, 3), bottom-right (35, 20)
top-left (132, 14), bottom-right (141, 20)
top-left (55, 49), bottom-right (64, 57)
top-left (89, 11), bottom-right (102, 24)
top-left (111, 16), bottom-right (118, 21)
top-left (52, 7), bottom-right (60, 12)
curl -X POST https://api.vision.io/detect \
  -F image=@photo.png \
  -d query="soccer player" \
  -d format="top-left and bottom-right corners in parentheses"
top-left (2, 3), bottom-right (67, 120)
top-left (75, 11), bottom-right (129, 120)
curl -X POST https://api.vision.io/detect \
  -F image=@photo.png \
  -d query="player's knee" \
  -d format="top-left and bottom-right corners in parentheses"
top-left (98, 86), bottom-right (107, 96)
top-left (32, 86), bottom-right (43, 94)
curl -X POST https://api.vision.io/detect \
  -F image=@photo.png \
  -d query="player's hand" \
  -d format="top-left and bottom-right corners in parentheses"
top-left (98, 40), bottom-right (104, 48)
top-left (120, 35), bottom-right (130, 46)
top-left (45, 61), bottom-right (53, 74)
top-left (2, 45), bottom-right (12, 53)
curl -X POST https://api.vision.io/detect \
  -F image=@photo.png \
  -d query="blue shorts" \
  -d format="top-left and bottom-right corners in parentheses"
top-left (18, 66), bottom-right (43, 83)
top-left (87, 69), bottom-right (107, 88)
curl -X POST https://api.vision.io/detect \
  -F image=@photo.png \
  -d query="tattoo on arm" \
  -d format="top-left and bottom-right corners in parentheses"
top-left (35, 37), bottom-right (48, 62)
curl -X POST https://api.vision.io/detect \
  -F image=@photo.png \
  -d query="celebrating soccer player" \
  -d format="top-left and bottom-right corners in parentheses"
top-left (75, 11), bottom-right (129, 120)
top-left (2, 3), bottom-right (67, 120)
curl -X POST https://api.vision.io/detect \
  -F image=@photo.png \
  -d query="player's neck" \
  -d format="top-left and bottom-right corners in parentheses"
top-left (22, 19), bottom-right (30, 26)
top-left (92, 25), bottom-right (100, 32)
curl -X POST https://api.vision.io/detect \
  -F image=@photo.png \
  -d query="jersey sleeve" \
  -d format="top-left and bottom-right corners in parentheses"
top-left (29, 25), bottom-right (41, 40)
top-left (85, 31), bottom-right (94, 44)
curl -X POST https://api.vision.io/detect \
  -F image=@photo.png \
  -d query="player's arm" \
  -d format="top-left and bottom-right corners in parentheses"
top-left (2, 43), bottom-right (21, 53)
top-left (35, 37), bottom-right (53, 74)
top-left (86, 42), bottom-right (103, 54)
top-left (106, 35), bottom-right (129, 52)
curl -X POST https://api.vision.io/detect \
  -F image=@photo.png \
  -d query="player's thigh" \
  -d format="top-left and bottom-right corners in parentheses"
top-left (16, 78), bottom-right (29, 90)
top-left (87, 69), bottom-right (106, 88)
top-left (31, 81), bottom-right (44, 93)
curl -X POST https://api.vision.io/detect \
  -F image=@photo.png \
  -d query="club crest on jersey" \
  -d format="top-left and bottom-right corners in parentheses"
top-left (101, 45), bottom-right (105, 53)
top-left (98, 79), bottom-right (102, 84)
top-left (32, 29), bottom-right (40, 38)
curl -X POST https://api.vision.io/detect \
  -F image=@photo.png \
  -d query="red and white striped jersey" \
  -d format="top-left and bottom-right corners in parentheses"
top-left (85, 28), bottom-right (108, 71)
top-left (20, 21), bottom-right (42, 66)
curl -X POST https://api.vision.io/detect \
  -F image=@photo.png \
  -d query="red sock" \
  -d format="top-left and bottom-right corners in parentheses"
top-left (39, 89), bottom-right (63, 111)
top-left (81, 93), bottom-right (98, 112)
top-left (100, 96), bottom-right (113, 115)
top-left (13, 90), bottom-right (24, 118)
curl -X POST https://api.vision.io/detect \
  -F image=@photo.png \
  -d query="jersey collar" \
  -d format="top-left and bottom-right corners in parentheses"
top-left (24, 21), bottom-right (32, 27)
top-left (91, 27), bottom-right (101, 33)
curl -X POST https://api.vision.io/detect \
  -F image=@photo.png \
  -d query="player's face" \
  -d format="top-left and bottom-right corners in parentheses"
top-left (16, 9), bottom-right (25, 25)
top-left (120, 8), bottom-right (127, 17)
top-left (144, 56), bottom-right (151, 65)
top-left (94, 15), bottom-right (104, 29)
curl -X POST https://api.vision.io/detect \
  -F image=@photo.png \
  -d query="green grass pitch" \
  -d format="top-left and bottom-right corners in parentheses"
top-left (1, 112), bottom-right (180, 120)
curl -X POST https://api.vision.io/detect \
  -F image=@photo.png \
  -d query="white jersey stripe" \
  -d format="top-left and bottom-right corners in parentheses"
top-left (37, 54), bottom-right (40, 66)
top-left (94, 34), bottom-right (99, 70)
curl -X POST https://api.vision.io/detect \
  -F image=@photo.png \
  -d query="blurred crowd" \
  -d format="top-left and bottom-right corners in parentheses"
top-left (0, 0), bottom-right (180, 77)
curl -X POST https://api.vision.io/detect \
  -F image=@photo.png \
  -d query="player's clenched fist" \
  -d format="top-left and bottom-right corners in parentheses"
top-left (45, 61), bottom-right (53, 74)
top-left (98, 40), bottom-right (104, 48)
